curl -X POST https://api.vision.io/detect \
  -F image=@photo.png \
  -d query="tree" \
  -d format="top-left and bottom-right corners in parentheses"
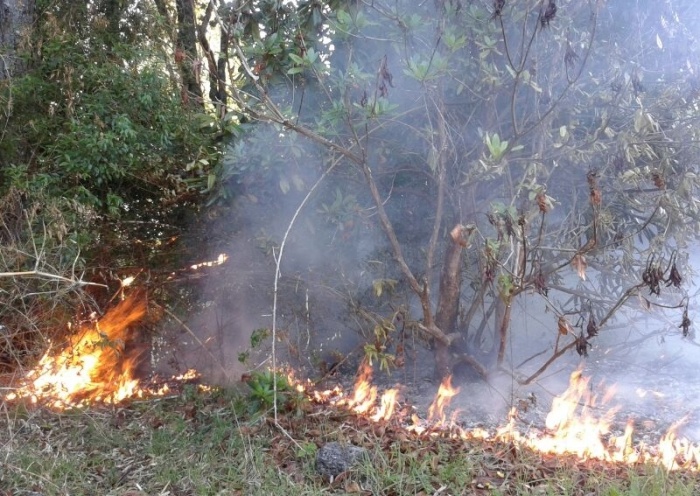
top-left (0, 0), bottom-right (34, 79)
top-left (0, 0), bottom-right (225, 369)
top-left (215, 0), bottom-right (700, 381)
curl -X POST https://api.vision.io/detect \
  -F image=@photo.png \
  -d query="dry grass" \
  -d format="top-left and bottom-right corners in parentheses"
top-left (1, 384), bottom-right (699, 496)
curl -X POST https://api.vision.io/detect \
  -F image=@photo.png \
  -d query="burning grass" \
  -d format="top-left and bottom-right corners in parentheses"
top-left (1, 383), bottom-right (699, 495)
top-left (2, 293), bottom-right (700, 493)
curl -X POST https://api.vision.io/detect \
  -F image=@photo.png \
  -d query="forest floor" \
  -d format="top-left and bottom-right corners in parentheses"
top-left (1, 373), bottom-right (699, 496)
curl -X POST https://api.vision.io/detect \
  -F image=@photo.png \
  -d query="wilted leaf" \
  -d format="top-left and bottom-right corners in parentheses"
top-left (572, 254), bottom-right (587, 280)
top-left (557, 315), bottom-right (573, 336)
top-left (638, 293), bottom-right (651, 310)
top-left (344, 480), bottom-right (362, 493)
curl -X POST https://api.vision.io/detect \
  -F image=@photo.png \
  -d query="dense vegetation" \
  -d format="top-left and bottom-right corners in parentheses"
top-left (218, 0), bottom-right (700, 381)
top-left (1, 0), bottom-right (700, 382)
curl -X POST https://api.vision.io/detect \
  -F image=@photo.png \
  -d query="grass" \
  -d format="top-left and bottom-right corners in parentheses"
top-left (0, 384), bottom-right (699, 496)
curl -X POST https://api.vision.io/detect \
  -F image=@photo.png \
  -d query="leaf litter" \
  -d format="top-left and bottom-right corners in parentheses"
top-left (1, 376), bottom-right (699, 495)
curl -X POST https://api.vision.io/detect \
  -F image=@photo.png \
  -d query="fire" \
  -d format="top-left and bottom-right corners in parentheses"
top-left (524, 370), bottom-right (627, 461)
top-left (10, 294), bottom-right (700, 476)
top-left (372, 388), bottom-right (398, 422)
top-left (348, 360), bottom-right (378, 414)
top-left (7, 294), bottom-right (148, 409)
top-left (303, 362), bottom-right (700, 473)
top-left (427, 375), bottom-right (459, 426)
top-left (190, 253), bottom-right (228, 270)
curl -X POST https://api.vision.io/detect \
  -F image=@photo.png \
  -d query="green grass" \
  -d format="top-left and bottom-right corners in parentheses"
top-left (0, 385), bottom-right (698, 495)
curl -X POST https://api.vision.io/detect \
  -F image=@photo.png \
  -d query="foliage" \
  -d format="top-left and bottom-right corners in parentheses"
top-left (0, 0), bottom-right (220, 228)
top-left (215, 0), bottom-right (700, 380)
top-left (244, 370), bottom-right (307, 416)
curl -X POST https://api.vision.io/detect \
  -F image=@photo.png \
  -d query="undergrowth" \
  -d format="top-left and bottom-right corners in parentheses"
top-left (0, 384), bottom-right (698, 495)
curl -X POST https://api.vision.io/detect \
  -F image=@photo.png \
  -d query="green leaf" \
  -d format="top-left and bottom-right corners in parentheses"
top-left (289, 53), bottom-right (305, 65)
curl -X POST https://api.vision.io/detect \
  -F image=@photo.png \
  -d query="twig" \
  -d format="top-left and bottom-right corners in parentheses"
top-left (271, 154), bottom-right (344, 423)
top-left (0, 270), bottom-right (107, 288)
top-left (159, 305), bottom-right (229, 378)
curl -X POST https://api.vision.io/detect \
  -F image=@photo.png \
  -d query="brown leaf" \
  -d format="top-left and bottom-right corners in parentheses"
top-left (637, 293), bottom-right (651, 310)
top-left (344, 480), bottom-right (363, 493)
top-left (651, 171), bottom-right (666, 189)
top-left (557, 316), bottom-right (573, 336)
top-left (572, 254), bottom-right (587, 280)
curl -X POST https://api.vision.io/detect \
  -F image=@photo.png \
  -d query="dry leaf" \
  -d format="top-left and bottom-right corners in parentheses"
top-left (344, 480), bottom-right (362, 493)
top-left (557, 316), bottom-right (573, 336)
top-left (572, 254), bottom-right (587, 280)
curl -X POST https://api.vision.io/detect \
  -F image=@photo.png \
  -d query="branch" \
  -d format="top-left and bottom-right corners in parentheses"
top-left (520, 283), bottom-right (644, 385)
top-left (0, 270), bottom-right (107, 289)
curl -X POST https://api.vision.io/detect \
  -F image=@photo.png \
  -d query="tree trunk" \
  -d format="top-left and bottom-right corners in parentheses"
top-left (496, 296), bottom-right (512, 365)
top-left (433, 224), bottom-right (474, 379)
top-left (0, 0), bottom-right (34, 79)
top-left (176, 0), bottom-right (203, 107)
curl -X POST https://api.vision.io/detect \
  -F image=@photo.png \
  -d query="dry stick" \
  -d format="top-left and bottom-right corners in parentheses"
top-left (160, 305), bottom-right (229, 378)
top-left (228, 32), bottom-right (349, 425)
top-left (0, 270), bottom-right (107, 288)
top-left (270, 155), bottom-right (343, 424)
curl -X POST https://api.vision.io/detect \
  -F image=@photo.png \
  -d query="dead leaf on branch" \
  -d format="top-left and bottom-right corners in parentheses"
top-left (572, 254), bottom-right (587, 280)
top-left (557, 315), bottom-right (574, 336)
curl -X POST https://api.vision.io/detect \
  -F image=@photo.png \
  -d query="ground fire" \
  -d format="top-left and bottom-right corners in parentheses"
top-left (5, 294), bottom-right (148, 408)
top-left (5, 294), bottom-right (700, 472)
top-left (298, 363), bottom-right (700, 472)
top-left (4, 292), bottom-right (201, 409)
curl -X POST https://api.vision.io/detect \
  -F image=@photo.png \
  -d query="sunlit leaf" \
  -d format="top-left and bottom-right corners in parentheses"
top-left (572, 254), bottom-right (587, 281)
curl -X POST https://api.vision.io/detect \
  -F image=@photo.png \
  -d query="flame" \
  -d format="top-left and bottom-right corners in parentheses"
top-left (12, 298), bottom-right (700, 476)
top-left (657, 418), bottom-right (700, 470)
top-left (427, 375), bottom-right (459, 426)
top-left (523, 370), bottom-right (624, 461)
top-left (300, 362), bottom-right (700, 472)
top-left (190, 253), bottom-right (228, 270)
top-left (372, 388), bottom-right (399, 422)
top-left (348, 360), bottom-right (378, 414)
top-left (504, 370), bottom-right (700, 470)
top-left (7, 294), bottom-right (147, 409)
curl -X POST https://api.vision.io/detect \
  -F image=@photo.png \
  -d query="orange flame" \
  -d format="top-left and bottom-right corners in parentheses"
top-left (371, 388), bottom-right (398, 422)
top-left (428, 375), bottom-right (459, 426)
top-left (306, 363), bottom-right (700, 472)
top-left (7, 294), bottom-right (147, 409)
top-left (349, 360), bottom-right (378, 414)
top-left (522, 370), bottom-right (622, 461)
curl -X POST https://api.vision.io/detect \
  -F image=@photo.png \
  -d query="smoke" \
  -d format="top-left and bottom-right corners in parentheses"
top-left (164, 0), bottom-right (700, 439)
